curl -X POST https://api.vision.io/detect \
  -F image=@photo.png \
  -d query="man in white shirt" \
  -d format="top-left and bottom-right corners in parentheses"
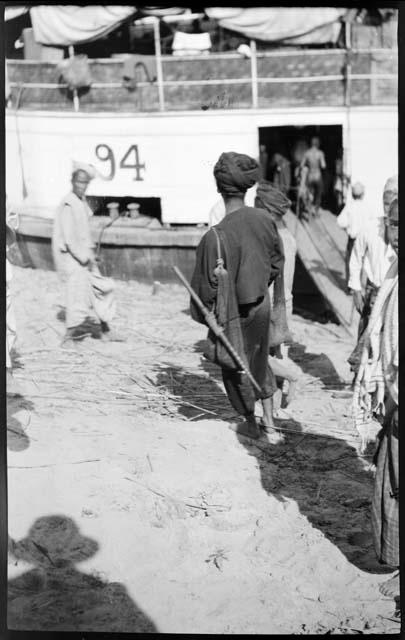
top-left (337, 181), bottom-right (372, 285)
top-left (52, 162), bottom-right (123, 343)
top-left (347, 175), bottom-right (397, 376)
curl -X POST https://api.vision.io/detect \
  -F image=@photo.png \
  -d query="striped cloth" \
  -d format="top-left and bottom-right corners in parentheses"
top-left (371, 399), bottom-right (398, 565)
top-left (352, 258), bottom-right (398, 566)
top-left (351, 259), bottom-right (398, 445)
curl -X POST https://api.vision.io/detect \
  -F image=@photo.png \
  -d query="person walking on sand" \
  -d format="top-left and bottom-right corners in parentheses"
top-left (352, 196), bottom-right (398, 607)
top-left (52, 162), bottom-right (124, 344)
top-left (190, 152), bottom-right (284, 442)
top-left (255, 180), bottom-right (300, 407)
top-left (347, 176), bottom-right (397, 378)
top-left (300, 136), bottom-right (326, 217)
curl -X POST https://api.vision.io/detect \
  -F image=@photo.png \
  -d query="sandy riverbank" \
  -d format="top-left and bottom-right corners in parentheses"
top-left (7, 266), bottom-right (399, 634)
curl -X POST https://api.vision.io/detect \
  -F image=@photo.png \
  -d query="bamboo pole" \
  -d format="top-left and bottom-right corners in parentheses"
top-left (153, 18), bottom-right (165, 111)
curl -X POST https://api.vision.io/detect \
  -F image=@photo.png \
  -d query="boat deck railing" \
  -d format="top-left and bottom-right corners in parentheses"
top-left (7, 46), bottom-right (397, 112)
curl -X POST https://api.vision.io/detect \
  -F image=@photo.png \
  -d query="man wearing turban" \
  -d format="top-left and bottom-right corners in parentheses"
top-left (255, 181), bottom-right (300, 407)
top-left (347, 175), bottom-right (397, 378)
top-left (190, 152), bottom-right (284, 441)
top-left (52, 163), bottom-right (123, 343)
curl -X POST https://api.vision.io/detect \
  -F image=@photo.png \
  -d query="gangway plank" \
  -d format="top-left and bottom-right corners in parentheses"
top-left (284, 209), bottom-right (358, 337)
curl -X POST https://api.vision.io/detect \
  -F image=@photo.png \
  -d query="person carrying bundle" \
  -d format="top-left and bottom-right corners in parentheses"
top-left (190, 151), bottom-right (284, 441)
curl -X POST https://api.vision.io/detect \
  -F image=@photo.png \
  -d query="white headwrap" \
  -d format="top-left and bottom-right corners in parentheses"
top-left (72, 161), bottom-right (97, 180)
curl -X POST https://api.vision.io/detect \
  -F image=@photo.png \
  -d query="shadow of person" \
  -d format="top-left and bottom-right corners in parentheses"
top-left (156, 338), bottom-right (389, 576)
top-left (8, 515), bottom-right (158, 633)
top-left (154, 357), bottom-right (236, 422)
top-left (7, 396), bottom-right (34, 452)
top-left (234, 417), bottom-right (392, 576)
top-left (288, 341), bottom-right (344, 389)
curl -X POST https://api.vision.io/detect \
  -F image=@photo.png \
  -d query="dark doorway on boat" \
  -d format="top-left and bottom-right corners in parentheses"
top-left (87, 196), bottom-right (162, 221)
top-left (258, 125), bottom-right (343, 214)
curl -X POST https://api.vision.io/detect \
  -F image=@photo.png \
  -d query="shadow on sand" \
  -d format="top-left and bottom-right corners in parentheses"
top-left (7, 396), bottom-right (34, 453)
top-left (155, 339), bottom-right (390, 576)
top-left (8, 515), bottom-right (157, 633)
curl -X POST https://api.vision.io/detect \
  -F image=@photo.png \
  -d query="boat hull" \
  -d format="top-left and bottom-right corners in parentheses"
top-left (14, 214), bottom-right (205, 283)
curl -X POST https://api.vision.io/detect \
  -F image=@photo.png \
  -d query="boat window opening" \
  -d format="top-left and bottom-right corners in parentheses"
top-left (86, 195), bottom-right (162, 221)
top-left (258, 124), bottom-right (343, 215)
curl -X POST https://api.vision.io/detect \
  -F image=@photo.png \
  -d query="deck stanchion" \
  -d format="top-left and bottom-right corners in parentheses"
top-left (153, 17), bottom-right (165, 111)
top-left (344, 19), bottom-right (352, 183)
top-left (250, 39), bottom-right (258, 109)
top-left (68, 45), bottom-right (80, 113)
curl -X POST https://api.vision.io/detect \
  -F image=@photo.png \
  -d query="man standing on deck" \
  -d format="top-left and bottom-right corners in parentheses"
top-left (52, 162), bottom-right (124, 344)
top-left (300, 136), bottom-right (326, 217)
top-left (347, 175), bottom-right (397, 377)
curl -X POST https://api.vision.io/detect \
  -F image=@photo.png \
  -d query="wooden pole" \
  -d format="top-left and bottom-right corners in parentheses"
top-left (153, 18), bottom-right (165, 111)
top-left (344, 20), bottom-right (352, 183)
top-left (68, 45), bottom-right (79, 112)
top-left (250, 39), bottom-right (258, 109)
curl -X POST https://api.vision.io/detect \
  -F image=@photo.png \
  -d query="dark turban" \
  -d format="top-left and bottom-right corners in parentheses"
top-left (213, 152), bottom-right (260, 198)
top-left (255, 180), bottom-right (291, 218)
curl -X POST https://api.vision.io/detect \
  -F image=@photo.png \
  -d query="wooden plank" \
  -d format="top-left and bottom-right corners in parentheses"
top-left (318, 209), bottom-right (348, 258)
top-left (284, 210), bottom-right (358, 337)
top-left (302, 215), bottom-right (346, 291)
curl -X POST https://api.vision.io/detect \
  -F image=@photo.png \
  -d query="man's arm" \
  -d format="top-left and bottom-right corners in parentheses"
top-left (300, 150), bottom-right (308, 169)
top-left (320, 151), bottom-right (326, 170)
top-left (190, 229), bottom-right (220, 323)
top-left (348, 231), bottom-right (367, 312)
top-left (336, 204), bottom-right (349, 230)
top-left (268, 221), bottom-right (284, 286)
top-left (60, 204), bottom-right (92, 266)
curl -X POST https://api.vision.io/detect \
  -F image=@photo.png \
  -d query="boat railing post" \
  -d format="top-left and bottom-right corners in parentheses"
top-left (250, 39), bottom-right (258, 109)
top-left (68, 45), bottom-right (80, 112)
top-left (344, 19), bottom-right (352, 182)
top-left (154, 17), bottom-right (165, 111)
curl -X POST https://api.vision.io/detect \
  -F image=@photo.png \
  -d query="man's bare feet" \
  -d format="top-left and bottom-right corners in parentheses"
top-left (379, 572), bottom-right (400, 599)
top-left (259, 422), bottom-right (285, 444)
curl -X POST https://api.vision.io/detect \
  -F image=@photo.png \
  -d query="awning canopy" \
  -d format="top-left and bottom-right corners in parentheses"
top-left (205, 7), bottom-right (348, 44)
top-left (5, 6), bottom-right (30, 22)
top-left (29, 5), bottom-right (137, 46)
top-left (6, 6), bottom-right (391, 48)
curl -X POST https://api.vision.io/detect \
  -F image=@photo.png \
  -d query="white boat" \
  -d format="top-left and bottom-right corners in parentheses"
top-left (5, 7), bottom-right (398, 331)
